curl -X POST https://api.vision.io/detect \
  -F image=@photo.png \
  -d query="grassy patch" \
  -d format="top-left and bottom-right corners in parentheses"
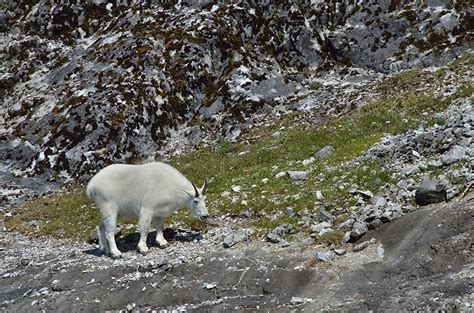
top-left (249, 216), bottom-right (299, 237)
top-left (5, 188), bottom-right (98, 241)
top-left (456, 82), bottom-right (473, 98)
top-left (4, 187), bottom-right (141, 241)
top-left (309, 81), bottom-right (322, 90)
top-left (317, 230), bottom-right (345, 246)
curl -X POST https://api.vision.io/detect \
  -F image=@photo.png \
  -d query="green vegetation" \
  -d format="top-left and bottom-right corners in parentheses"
top-left (5, 188), bottom-right (99, 241)
top-left (309, 81), bottom-right (322, 90)
top-left (5, 56), bottom-right (473, 241)
top-left (413, 160), bottom-right (469, 187)
top-left (317, 230), bottom-right (345, 247)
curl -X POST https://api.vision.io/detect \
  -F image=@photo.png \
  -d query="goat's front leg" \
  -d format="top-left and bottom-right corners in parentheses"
top-left (153, 217), bottom-right (168, 248)
top-left (137, 210), bottom-right (152, 255)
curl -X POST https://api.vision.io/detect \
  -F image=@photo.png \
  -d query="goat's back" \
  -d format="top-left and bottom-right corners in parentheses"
top-left (86, 162), bottom-right (191, 211)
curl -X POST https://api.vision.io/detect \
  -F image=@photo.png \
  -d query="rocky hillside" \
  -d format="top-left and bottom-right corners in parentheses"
top-left (1, 1), bottom-right (473, 311)
top-left (0, 0), bottom-right (472, 205)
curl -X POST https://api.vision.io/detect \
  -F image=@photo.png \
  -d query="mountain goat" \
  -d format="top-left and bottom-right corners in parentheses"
top-left (86, 162), bottom-right (208, 258)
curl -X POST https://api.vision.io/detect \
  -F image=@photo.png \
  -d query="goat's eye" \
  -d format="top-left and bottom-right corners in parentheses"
top-left (193, 199), bottom-right (199, 203)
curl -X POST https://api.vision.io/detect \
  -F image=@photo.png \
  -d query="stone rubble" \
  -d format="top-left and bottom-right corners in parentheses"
top-left (223, 228), bottom-right (254, 248)
top-left (339, 99), bottom-right (473, 242)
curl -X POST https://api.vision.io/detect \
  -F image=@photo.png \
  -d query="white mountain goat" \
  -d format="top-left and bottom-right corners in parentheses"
top-left (86, 162), bottom-right (208, 258)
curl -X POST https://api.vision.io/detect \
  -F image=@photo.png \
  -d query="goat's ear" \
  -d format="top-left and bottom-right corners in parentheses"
top-left (201, 180), bottom-right (207, 195)
top-left (192, 183), bottom-right (199, 198)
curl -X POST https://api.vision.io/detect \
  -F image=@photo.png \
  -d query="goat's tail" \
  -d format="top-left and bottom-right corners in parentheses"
top-left (86, 181), bottom-right (95, 199)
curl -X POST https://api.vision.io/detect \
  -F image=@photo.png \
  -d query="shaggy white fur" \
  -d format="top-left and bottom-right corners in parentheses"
top-left (87, 162), bottom-right (208, 258)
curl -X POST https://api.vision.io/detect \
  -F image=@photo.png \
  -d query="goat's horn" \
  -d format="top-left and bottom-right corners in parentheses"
top-left (202, 180), bottom-right (207, 195)
top-left (192, 183), bottom-right (199, 198)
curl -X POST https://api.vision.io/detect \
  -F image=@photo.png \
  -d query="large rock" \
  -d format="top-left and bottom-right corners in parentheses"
top-left (310, 222), bottom-right (332, 234)
top-left (350, 221), bottom-right (368, 240)
top-left (223, 228), bottom-right (254, 248)
top-left (287, 171), bottom-right (309, 180)
top-left (314, 146), bottom-right (335, 158)
top-left (266, 233), bottom-right (282, 244)
top-left (415, 179), bottom-right (447, 206)
top-left (319, 208), bottom-right (333, 222)
top-left (267, 223), bottom-right (297, 245)
top-left (441, 145), bottom-right (468, 165)
top-left (272, 223), bottom-right (296, 236)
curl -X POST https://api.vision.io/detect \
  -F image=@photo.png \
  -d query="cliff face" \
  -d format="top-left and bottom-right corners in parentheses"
top-left (0, 1), bottom-right (471, 197)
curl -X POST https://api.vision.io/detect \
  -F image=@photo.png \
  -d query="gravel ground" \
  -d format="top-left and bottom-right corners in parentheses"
top-left (1, 194), bottom-right (472, 312)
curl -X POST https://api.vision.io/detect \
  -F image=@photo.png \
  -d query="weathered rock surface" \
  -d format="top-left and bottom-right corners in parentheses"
top-left (314, 145), bottom-right (335, 159)
top-left (415, 178), bottom-right (448, 206)
top-left (266, 223), bottom-right (296, 245)
top-left (223, 228), bottom-right (254, 248)
top-left (287, 171), bottom-right (309, 180)
top-left (0, 0), bottom-right (471, 206)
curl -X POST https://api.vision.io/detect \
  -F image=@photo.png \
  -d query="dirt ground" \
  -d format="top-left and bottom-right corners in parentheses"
top-left (1, 194), bottom-right (472, 312)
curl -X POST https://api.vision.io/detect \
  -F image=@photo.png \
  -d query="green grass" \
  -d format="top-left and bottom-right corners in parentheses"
top-left (5, 56), bottom-right (473, 240)
top-left (317, 230), bottom-right (345, 246)
top-left (4, 187), bottom-right (140, 241)
top-left (309, 81), bottom-right (322, 90)
top-left (413, 160), bottom-right (469, 187)
top-left (172, 89), bottom-right (449, 219)
top-left (5, 188), bottom-right (98, 240)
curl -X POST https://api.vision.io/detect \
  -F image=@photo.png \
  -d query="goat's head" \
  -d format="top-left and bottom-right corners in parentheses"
top-left (190, 181), bottom-right (208, 221)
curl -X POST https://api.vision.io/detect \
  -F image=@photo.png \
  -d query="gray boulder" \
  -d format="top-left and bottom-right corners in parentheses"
top-left (334, 248), bottom-right (346, 256)
top-left (415, 179), bottom-right (447, 206)
top-left (287, 171), bottom-right (309, 180)
top-left (368, 219), bottom-right (383, 230)
top-left (267, 223), bottom-right (297, 244)
top-left (272, 223), bottom-right (297, 236)
top-left (314, 146), bottom-right (335, 158)
top-left (266, 233), bottom-right (282, 244)
top-left (441, 145), bottom-right (467, 165)
top-left (223, 228), bottom-right (254, 248)
top-left (319, 208), bottom-right (333, 222)
top-left (353, 240), bottom-right (370, 252)
top-left (311, 222), bottom-right (332, 234)
top-left (357, 190), bottom-right (374, 200)
top-left (316, 251), bottom-right (332, 262)
top-left (350, 221), bottom-right (368, 240)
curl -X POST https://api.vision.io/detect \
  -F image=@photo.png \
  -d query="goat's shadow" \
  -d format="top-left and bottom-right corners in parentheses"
top-left (83, 228), bottom-right (203, 257)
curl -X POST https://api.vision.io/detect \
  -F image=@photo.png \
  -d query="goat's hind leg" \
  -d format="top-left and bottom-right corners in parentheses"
top-left (153, 217), bottom-right (168, 248)
top-left (100, 203), bottom-right (122, 259)
top-left (137, 210), bottom-right (152, 255)
top-left (97, 221), bottom-right (108, 255)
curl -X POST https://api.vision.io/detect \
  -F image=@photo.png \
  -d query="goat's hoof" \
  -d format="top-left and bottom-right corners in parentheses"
top-left (109, 252), bottom-right (123, 259)
top-left (138, 245), bottom-right (149, 255)
top-left (157, 240), bottom-right (168, 249)
top-left (138, 247), bottom-right (149, 255)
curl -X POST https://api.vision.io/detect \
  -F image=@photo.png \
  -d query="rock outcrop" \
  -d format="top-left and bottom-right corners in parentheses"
top-left (0, 1), bottom-right (471, 205)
